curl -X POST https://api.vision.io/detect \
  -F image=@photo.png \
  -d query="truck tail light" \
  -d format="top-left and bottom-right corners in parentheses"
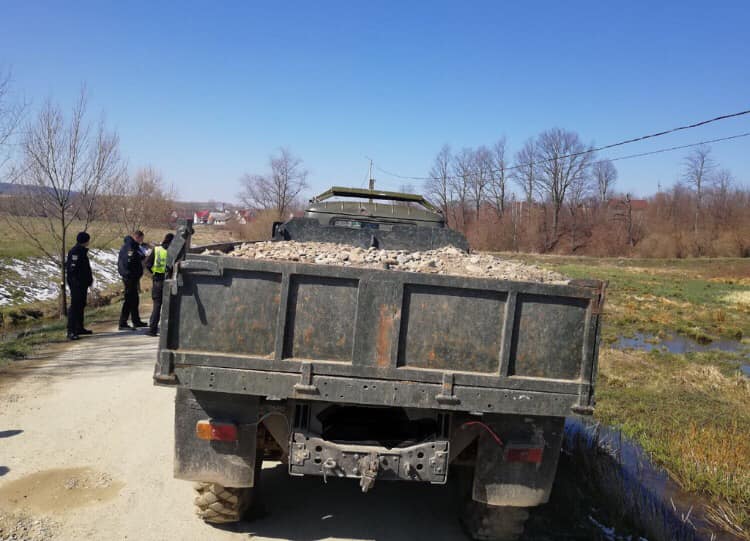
top-left (504, 445), bottom-right (544, 464)
top-left (196, 420), bottom-right (238, 442)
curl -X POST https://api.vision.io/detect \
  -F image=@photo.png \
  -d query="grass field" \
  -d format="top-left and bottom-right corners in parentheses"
top-left (0, 215), bottom-right (173, 259)
top-left (507, 254), bottom-right (750, 536)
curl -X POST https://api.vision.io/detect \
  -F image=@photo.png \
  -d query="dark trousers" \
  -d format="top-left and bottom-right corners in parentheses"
top-left (67, 285), bottom-right (88, 335)
top-left (120, 278), bottom-right (143, 325)
top-left (149, 278), bottom-right (165, 333)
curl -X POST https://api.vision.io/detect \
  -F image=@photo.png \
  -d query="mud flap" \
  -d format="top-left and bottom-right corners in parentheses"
top-left (174, 388), bottom-right (260, 487)
top-left (472, 415), bottom-right (564, 507)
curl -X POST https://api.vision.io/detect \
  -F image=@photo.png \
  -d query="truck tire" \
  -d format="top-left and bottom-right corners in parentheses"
top-left (193, 482), bottom-right (254, 524)
top-left (461, 500), bottom-right (529, 541)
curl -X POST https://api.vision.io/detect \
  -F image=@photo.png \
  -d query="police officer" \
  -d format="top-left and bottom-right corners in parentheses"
top-left (144, 233), bottom-right (174, 336)
top-left (117, 230), bottom-right (148, 330)
top-left (66, 231), bottom-right (93, 340)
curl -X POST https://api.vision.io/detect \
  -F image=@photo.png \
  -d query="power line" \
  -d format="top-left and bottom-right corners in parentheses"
top-left (372, 108), bottom-right (750, 181)
top-left (600, 132), bottom-right (750, 165)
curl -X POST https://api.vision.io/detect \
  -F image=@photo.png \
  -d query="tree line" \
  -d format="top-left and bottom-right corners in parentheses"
top-left (423, 130), bottom-right (749, 257)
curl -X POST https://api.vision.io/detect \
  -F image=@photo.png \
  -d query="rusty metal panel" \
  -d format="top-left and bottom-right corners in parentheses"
top-left (351, 277), bottom-right (403, 370)
top-left (283, 275), bottom-right (359, 362)
top-left (509, 294), bottom-right (588, 380)
top-left (397, 285), bottom-right (506, 373)
top-left (173, 270), bottom-right (281, 357)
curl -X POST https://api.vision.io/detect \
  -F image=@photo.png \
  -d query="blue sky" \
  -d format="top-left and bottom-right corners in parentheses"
top-left (2, 1), bottom-right (748, 202)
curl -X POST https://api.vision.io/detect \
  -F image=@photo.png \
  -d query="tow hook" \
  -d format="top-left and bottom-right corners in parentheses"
top-left (359, 453), bottom-right (380, 493)
top-left (321, 457), bottom-right (337, 484)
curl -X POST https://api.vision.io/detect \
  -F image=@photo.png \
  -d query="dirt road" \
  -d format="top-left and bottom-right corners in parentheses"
top-left (0, 328), bottom-right (466, 541)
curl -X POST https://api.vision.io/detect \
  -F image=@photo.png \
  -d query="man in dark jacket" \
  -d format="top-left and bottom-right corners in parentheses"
top-left (66, 231), bottom-right (94, 340)
top-left (144, 233), bottom-right (174, 336)
top-left (118, 230), bottom-right (148, 330)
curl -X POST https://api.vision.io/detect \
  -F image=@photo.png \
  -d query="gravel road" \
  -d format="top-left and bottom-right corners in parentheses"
top-left (0, 327), bottom-right (467, 541)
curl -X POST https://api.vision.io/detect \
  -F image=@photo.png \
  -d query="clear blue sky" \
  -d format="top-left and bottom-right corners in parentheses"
top-left (3, 1), bottom-right (749, 202)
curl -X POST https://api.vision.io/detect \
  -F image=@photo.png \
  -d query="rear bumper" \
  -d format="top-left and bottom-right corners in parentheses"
top-left (289, 431), bottom-right (449, 487)
top-left (171, 365), bottom-right (584, 417)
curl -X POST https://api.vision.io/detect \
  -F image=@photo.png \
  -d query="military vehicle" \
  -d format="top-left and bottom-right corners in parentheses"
top-left (154, 187), bottom-right (605, 540)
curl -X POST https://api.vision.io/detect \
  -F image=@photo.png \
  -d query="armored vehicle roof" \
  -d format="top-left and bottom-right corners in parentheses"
top-left (306, 186), bottom-right (444, 226)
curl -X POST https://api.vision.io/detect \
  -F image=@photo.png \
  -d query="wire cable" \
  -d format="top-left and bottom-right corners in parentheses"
top-left (371, 109), bottom-right (750, 181)
top-left (602, 132), bottom-right (750, 165)
top-left (461, 421), bottom-right (504, 447)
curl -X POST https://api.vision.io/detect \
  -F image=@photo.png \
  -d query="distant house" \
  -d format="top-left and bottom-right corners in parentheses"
top-left (193, 210), bottom-right (211, 224)
top-left (233, 209), bottom-right (254, 225)
top-left (208, 211), bottom-right (230, 225)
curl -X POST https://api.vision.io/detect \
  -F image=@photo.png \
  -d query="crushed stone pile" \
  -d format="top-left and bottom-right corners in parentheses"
top-left (221, 241), bottom-right (569, 284)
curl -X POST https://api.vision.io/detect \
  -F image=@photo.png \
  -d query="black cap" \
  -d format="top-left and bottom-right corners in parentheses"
top-left (163, 233), bottom-right (175, 245)
top-left (76, 231), bottom-right (91, 244)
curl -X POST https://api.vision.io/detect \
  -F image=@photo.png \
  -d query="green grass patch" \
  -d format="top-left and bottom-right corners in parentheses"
top-left (596, 348), bottom-right (750, 535)
top-left (0, 300), bottom-right (124, 366)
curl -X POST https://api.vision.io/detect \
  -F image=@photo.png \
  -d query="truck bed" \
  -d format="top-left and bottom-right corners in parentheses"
top-left (155, 253), bottom-right (605, 417)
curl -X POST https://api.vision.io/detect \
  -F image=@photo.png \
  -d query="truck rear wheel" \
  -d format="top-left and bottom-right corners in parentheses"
top-left (461, 500), bottom-right (529, 541)
top-left (193, 482), bottom-right (254, 524)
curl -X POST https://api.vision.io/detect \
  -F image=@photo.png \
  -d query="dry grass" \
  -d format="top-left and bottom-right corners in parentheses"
top-left (723, 291), bottom-right (750, 305)
top-left (596, 348), bottom-right (750, 535)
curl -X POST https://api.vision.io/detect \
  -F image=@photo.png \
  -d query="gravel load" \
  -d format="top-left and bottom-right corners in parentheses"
top-left (222, 241), bottom-right (569, 284)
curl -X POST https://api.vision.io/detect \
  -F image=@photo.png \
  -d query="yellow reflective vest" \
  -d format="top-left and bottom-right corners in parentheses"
top-left (151, 246), bottom-right (168, 274)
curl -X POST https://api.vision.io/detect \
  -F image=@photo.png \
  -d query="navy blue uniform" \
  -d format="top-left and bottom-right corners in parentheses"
top-left (117, 236), bottom-right (146, 326)
top-left (66, 243), bottom-right (93, 335)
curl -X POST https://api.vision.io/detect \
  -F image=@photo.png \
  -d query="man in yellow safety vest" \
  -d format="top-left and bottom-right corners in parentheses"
top-left (145, 233), bottom-right (174, 336)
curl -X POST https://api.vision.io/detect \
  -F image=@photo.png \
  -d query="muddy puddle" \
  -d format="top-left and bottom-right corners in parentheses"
top-left (613, 332), bottom-right (749, 357)
top-left (0, 467), bottom-right (123, 513)
top-left (558, 419), bottom-right (739, 541)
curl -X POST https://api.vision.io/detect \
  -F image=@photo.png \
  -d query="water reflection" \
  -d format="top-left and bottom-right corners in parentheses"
top-left (613, 332), bottom-right (749, 359)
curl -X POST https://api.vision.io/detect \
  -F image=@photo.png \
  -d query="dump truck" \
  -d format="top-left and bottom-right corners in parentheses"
top-left (154, 187), bottom-right (605, 540)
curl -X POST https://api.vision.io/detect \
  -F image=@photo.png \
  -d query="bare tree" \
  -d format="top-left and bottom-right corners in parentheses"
top-left (534, 128), bottom-right (593, 249)
top-left (112, 166), bottom-right (177, 233)
top-left (487, 138), bottom-right (508, 217)
top-left (682, 144), bottom-right (715, 235)
top-left (0, 69), bottom-right (25, 177)
top-left (450, 148), bottom-right (473, 231)
top-left (5, 89), bottom-right (124, 315)
top-left (592, 159), bottom-right (617, 202)
top-left (469, 146), bottom-right (491, 219)
top-left (511, 138), bottom-right (536, 224)
top-left (566, 170), bottom-right (592, 251)
top-left (712, 167), bottom-right (734, 226)
top-left (424, 144), bottom-right (452, 219)
top-left (714, 168), bottom-right (733, 196)
top-left (239, 148), bottom-right (308, 220)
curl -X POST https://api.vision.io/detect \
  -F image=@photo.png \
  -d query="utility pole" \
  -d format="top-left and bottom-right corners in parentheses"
top-left (368, 159), bottom-right (374, 202)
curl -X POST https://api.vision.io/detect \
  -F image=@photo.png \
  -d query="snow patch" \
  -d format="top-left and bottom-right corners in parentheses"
top-left (0, 249), bottom-right (121, 307)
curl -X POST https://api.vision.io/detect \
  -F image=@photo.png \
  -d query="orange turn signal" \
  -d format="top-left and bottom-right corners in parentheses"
top-left (196, 420), bottom-right (238, 442)
top-left (504, 445), bottom-right (544, 464)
